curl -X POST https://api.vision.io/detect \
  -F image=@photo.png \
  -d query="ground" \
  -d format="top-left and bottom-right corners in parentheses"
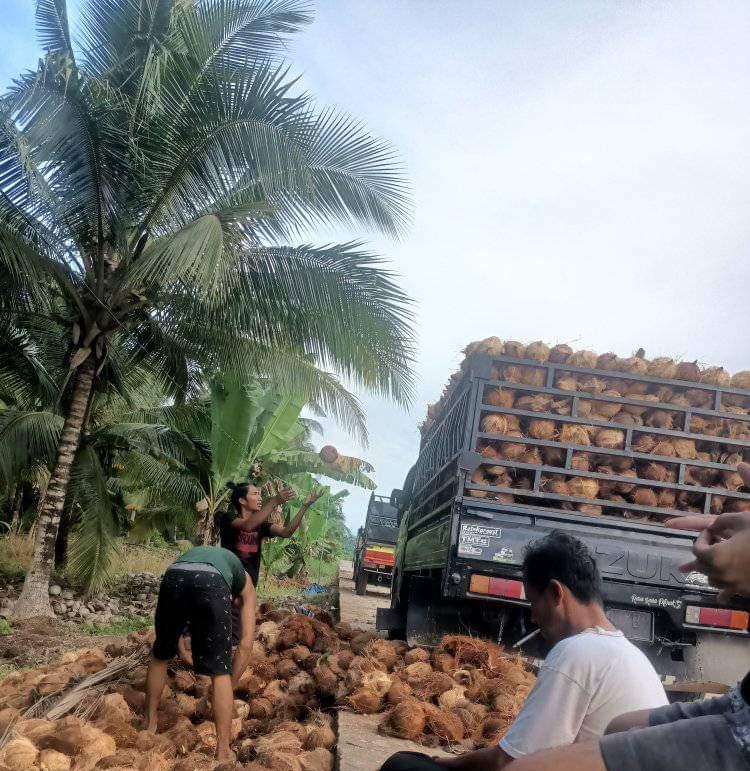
top-left (335, 560), bottom-right (451, 771)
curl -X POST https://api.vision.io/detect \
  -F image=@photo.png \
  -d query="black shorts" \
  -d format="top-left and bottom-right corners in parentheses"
top-left (153, 567), bottom-right (233, 676)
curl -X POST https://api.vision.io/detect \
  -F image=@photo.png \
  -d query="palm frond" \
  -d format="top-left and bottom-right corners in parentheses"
top-left (0, 409), bottom-right (62, 487)
top-left (36, 0), bottom-right (73, 55)
top-left (265, 448), bottom-right (376, 489)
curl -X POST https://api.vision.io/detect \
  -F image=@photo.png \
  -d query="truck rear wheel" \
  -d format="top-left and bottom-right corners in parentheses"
top-left (355, 568), bottom-right (368, 596)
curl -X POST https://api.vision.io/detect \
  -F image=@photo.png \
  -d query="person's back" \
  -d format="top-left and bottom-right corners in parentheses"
top-left (502, 626), bottom-right (666, 755)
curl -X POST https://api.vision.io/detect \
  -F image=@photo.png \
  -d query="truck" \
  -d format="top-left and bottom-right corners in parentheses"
top-left (352, 493), bottom-right (399, 596)
top-left (377, 351), bottom-right (750, 687)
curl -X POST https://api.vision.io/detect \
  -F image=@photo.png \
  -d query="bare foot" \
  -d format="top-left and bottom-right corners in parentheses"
top-left (141, 717), bottom-right (158, 733)
top-left (215, 746), bottom-right (236, 764)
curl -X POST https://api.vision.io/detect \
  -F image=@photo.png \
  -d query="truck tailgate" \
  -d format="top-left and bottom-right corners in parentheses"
top-left (457, 508), bottom-right (711, 593)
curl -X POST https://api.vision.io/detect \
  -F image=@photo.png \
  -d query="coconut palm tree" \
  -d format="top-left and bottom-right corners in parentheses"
top-left (1, 0), bottom-right (413, 618)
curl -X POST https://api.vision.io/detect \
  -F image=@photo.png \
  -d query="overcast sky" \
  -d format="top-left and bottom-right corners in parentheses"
top-left (4, 1), bottom-right (750, 533)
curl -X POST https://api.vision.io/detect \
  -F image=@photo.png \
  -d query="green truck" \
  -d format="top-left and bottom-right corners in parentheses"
top-left (377, 351), bottom-right (750, 686)
top-left (353, 493), bottom-right (399, 595)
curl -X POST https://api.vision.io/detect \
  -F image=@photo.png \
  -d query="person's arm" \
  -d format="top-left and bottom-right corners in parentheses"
top-left (268, 487), bottom-right (324, 538)
top-left (604, 709), bottom-right (651, 734)
top-left (231, 575), bottom-right (256, 687)
top-left (437, 745), bottom-right (512, 770)
top-left (231, 487), bottom-right (296, 533)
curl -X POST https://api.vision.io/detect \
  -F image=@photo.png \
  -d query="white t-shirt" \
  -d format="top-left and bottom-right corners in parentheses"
top-left (499, 627), bottom-right (668, 758)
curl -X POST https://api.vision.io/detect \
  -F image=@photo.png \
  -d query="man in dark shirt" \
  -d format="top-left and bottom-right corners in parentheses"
top-left (145, 545), bottom-right (255, 764)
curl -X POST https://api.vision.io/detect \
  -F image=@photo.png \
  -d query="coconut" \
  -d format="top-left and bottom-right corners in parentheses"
top-left (438, 686), bottom-right (468, 711)
top-left (279, 616), bottom-right (316, 650)
top-left (542, 446), bottom-right (565, 467)
top-left (576, 503), bottom-right (603, 516)
top-left (656, 489), bottom-right (677, 508)
top-left (731, 371), bottom-right (750, 390)
top-left (413, 672), bottom-right (455, 700)
top-left (672, 438), bottom-right (698, 459)
top-left (303, 725), bottom-right (336, 752)
top-left (3, 737), bottom-right (38, 770)
top-left (528, 419), bottom-right (557, 441)
top-left (559, 424), bottom-right (591, 446)
top-left (432, 651), bottom-right (456, 674)
top-left (550, 398), bottom-right (572, 415)
top-left (632, 434), bottom-right (656, 454)
top-left (380, 701), bottom-right (426, 741)
top-left (555, 374), bottom-right (579, 391)
top-left (404, 648), bottom-right (430, 665)
top-left (541, 477), bottom-right (569, 497)
top-left (480, 414), bottom-right (514, 436)
top-left (613, 411), bottom-right (642, 426)
top-left (404, 661), bottom-right (433, 683)
top-left (515, 394), bottom-right (552, 413)
top-left (549, 344), bottom-right (572, 363)
top-left (648, 357), bottom-right (677, 378)
top-left (619, 356), bottom-right (648, 375)
top-left (299, 749), bottom-right (333, 771)
top-left (485, 466), bottom-right (512, 486)
top-left (386, 678), bottom-right (413, 705)
top-left (248, 698), bottom-right (275, 720)
top-left (570, 451), bottom-right (591, 471)
top-left (258, 622), bottom-right (281, 651)
top-left (474, 715), bottom-right (511, 747)
top-left (593, 428), bottom-right (624, 449)
top-left (567, 350), bottom-right (597, 369)
top-left (346, 687), bottom-right (382, 714)
top-left (500, 433), bottom-right (526, 460)
top-left (38, 749), bottom-right (71, 771)
top-left (423, 704), bottom-right (464, 743)
top-left (709, 496), bottom-right (725, 515)
top-left (621, 393), bottom-right (659, 417)
top-left (596, 353), bottom-right (619, 371)
top-left (611, 455), bottom-right (634, 472)
top-left (520, 447), bottom-right (542, 465)
top-left (700, 366), bottom-right (731, 387)
top-left (685, 389), bottom-right (712, 408)
top-left (722, 471), bottom-right (744, 491)
top-left (725, 498), bottom-right (750, 513)
top-left (653, 440), bottom-right (676, 457)
top-left (579, 376), bottom-right (607, 394)
top-left (523, 341), bottom-right (549, 363)
top-left (631, 488), bottom-right (658, 507)
top-left (365, 639), bottom-right (398, 671)
top-left (15, 719), bottom-right (55, 743)
top-left (567, 477), bottom-right (599, 499)
top-left (36, 668), bottom-right (74, 697)
top-left (350, 633), bottom-right (378, 655)
top-left (484, 387), bottom-right (515, 408)
top-left (501, 365), bottom-right (525, 384)
top-left (172, 669), bottom-right (196, 693)
top-left (277, 659), bottom-right (301, 680)
top-left (614, 468), bottom-right (638, 495)
top-left (478, 440), bottom-right (501, 459)
top-left (360, 671), bottom-right (392, 699)
top-left (676, 361), bottom-right (701, 382)
top-left (496, 340), bottom-right (523, 358)
top-left (641, 462), bottom-right (668, 482)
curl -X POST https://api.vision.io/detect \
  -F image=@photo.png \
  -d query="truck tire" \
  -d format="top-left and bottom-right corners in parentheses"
top-left (355, 568), bottom-right (368, 596)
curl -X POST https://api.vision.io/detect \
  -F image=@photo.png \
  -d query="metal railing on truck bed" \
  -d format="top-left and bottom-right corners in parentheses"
top-left (408, 353), bottom-right (750, 528)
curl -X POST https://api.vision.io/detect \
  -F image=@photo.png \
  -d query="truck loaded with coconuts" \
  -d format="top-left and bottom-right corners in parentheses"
top-left (353, 493), bottom-right (399, 595)
top-left (378, 339), bottom-right (750, 687)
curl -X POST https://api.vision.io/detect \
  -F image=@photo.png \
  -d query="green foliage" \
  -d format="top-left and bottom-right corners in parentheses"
top-left (0, 618), bottom-right (11, 636)
top-left (79, 616), bottom-right (152, 636)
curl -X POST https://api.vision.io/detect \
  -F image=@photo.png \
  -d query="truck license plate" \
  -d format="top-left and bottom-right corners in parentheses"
top-left (605, 607), bottom-right (654, 642)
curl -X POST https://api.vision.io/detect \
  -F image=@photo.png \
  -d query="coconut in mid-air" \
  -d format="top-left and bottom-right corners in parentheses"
top-left (319, 445), bottom-right (339, 464)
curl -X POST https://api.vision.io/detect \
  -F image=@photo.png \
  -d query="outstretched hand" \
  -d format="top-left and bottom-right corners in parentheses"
top-left (665, 463), bottom-right (750, 601)
top-left (304, 487), bottom-right (325, 506)
top-left (276, 486), bottom-right (296, 504)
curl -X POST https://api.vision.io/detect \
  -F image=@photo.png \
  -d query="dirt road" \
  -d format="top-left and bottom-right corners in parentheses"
top-left (338, 559), bottom-right (391, 631)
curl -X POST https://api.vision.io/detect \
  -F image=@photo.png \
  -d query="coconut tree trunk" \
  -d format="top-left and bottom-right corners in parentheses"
top-left (55, 509), bottom-right (71, 570)
top-left (9, 485), bottom-right (21, 533)
top-left (12, 357), bottom-right (96, 620)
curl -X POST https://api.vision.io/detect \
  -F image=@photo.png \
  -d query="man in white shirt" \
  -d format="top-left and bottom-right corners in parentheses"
top-left (379, 531), bottom-right (667, 771)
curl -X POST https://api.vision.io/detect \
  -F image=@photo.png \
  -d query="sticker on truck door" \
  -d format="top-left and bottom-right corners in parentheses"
top-left (457, 544), bottom-right (482, 556)
top-left (460, 524), bottom-right (502, 539)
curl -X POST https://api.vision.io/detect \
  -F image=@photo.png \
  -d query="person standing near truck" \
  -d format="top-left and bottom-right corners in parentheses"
top-left (381, 532), bottom-right (667, 771)
top-left (144, 545), bottom-right (255, 764)
top-left (500, 462), bottom-right (750, 771)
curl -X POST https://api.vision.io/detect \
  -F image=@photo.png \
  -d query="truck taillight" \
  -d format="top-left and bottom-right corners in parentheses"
top-left (685, 606), bottom-right (749, 631)
top-left (469, 574), bottom-right (526, 600)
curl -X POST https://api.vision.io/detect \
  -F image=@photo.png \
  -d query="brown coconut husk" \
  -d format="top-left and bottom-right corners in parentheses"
top-left (644, 410), bottom-right (674, 430)
top-left (346, 687), bottom-right (382, 714)
top-left (549, 344), bottom-right (573, 363)
top-left (484, 387), bottom-right (515, 408)
top-left (568, 350), bottom-right (597, 369)
top-left (612, 411), bottom-right (643, 426)
top-left (422, 703), bottom-right (464, 744)
top-left (278, 616), bottom-right (316, 650)
top-left (299, 749), bottom-right (334, 771)
top-left (685, 389), bottom-right (712, 408)
top-left (501, 365), bottom-right (525, 384)
top-left (619, 356), bottom-right (648, 375)
top-left (473, 714), bottom-right (511, 748)
top-left (673, 438), bottom-right (698, 459)
top-left (499, 432), bottom-right (526, 460)
top-left (514, 394), bottom-right (552, 413)
top-left (579, 376), bottom-right (607, 394)
top-left (620, 393), bottom-right (658, 417)
top-left (576, 503), bottom-right (603, 516)
top-left (559, 424), bottom-right (591, 446)
top-left (349, 633), bottom-right (378, 656)
top-left (632, 434), bottom-right (656, 454)
top-left (567, 477), bottom-right (599, 499)
top-left (653, 440), bottom-right (676, 457)
top-left (725, 498), bottom-right (750, 513)
top-left (379, 700), bottom-right (426, 741)
top-left (676, 361), bottom-right (701, 382)
top-left (731, 371), bottom-right (750, 390)
top-left (648, 357), bottom-right (677, 378)
top-left (657, 489), bottom-right (677, 508)
top-left (555, 374), bottom-right (579, 391)
top-left (386, 678), bottom-right (413, 705)
top-left (631, 488), bottom-right (658, 507)
top-left (570, 451), bottom-right (591, 471)
top-left (248, 698), bottom-right (275, 720)
top-left (596, 353), bottom-right (619, 371)
top-left (593, 428), bottom-right (624, 449)
top-left (480, 414), bottom-right (515, 436)
top-left (412, 672), bottom-right (455, 700)
top-left (641, 462), bottom-right (668, 482)
top-left (360, 671), bottom-right (392, 699)
top-left (38, 749), bottom-right (70, 771)
top-left (503, 341), bottom-right (526, 358)
top-left (614, 468), bottom-right (638, 495)
top-left (519, 447), bottom-right (542, 465)
top-left (527, 418), bottom-right (557, 441)
top-left (432, 651), bottom-right (456, 674)
top-left (404, 648), bottom-right (431, 665)
top-left (364, 639), bottom-right (398, 671)
top-left (611, 455), bottom-right (634, 472)
top-left (550, 397), bottom-right (572, 415)
top-left (541, 477), bottom-right (570, 497)
top-left (721, 471), bottom-right (744, 491)
top-left (525, 341), bottom-right (550, 362)
top-left (276, 659), bottom-right (301, 680)
top-left (542, 446), bottom-right (566, 467)
top-left (701, 366), bottom-right (731, 386)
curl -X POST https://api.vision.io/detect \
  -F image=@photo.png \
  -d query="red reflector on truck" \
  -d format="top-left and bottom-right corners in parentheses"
top-left (469, 574), bottom-right (525, 600)
top-left (685, 606), bottom-right (749, 630)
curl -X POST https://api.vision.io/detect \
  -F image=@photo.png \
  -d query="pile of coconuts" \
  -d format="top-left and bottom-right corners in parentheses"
top-left (422, 338), bottom-right (750, 520)
top-left (0, 607), bottom-right (535, 770)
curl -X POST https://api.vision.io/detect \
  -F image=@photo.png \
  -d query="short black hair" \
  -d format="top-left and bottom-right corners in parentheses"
top-left (522, 531), bottom-right (603, 604)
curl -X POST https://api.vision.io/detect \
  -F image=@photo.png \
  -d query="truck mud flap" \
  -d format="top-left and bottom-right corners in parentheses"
top-left (376, 607), bottom-right (402, 633)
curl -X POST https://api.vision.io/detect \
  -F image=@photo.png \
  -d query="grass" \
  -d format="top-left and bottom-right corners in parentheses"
top-left (78, 616), bottom-right (152, 636)
top-left (0, 532), bottom-right (34, 581)
top-left (256, 557), bottom-right (340, 607)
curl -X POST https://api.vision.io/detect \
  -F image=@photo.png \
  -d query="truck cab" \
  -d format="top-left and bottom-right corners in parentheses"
top-left (353, 493), bottom-right (399, 595)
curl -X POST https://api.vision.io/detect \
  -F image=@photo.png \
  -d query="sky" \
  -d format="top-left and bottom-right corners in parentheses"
top-left (3, 1), bottom-right (750, 533)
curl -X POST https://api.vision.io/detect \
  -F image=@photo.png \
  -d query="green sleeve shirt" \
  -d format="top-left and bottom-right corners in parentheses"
top-left (174, 545), bottom-right (247, 595)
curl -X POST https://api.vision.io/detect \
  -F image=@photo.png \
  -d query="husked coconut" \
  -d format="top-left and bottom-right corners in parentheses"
top-left (379, 701), bottom-right (426, 741)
